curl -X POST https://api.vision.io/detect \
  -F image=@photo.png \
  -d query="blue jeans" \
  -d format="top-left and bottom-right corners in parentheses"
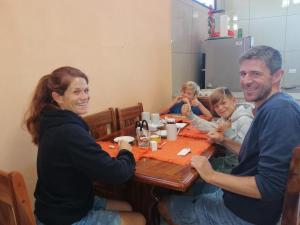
top-left (168, 189), bottom-right (254, 225)
top-left (36, 196), bottom-right (120, 225)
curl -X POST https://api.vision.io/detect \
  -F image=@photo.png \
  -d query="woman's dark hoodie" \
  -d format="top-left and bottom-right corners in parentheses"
top-left (35, 109), bottom-right (135, 225)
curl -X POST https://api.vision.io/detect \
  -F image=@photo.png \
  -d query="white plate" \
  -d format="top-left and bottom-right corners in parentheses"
top-left (113, 136), bottom-right (135, 143)
top-left (176, 123), bottom-right (187, 129)
top-left (149, 123), bottom-right (164, 128)
top-left (156, 130), bottom-right (167, 137)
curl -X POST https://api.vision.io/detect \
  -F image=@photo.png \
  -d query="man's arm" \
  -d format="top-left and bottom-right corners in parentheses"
top-left (191, 155), bottom-right (261, 199)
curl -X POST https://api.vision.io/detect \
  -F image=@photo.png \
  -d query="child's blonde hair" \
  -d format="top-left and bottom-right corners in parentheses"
top-left (181, 81), bottom-right (201, 96)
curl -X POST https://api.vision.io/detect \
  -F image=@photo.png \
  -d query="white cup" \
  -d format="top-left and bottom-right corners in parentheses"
top-left (166, 124), bottom-right (177, 141)
top-left (150, 141), bottom-right (158, 151)
top-left (151, 113), bottom-right (160, 125)
top-left (141, 112), bottom-right (151, 123)
top-left (148, 124), bottom-right (157, 132)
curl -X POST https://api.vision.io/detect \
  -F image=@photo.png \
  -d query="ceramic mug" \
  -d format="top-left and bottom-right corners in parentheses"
top-left (141, 112), bottom-right (151, 123)
top-left (151, 113), bottom-right (160, 125)
top-left (166, 124), bottom-right (177, 141)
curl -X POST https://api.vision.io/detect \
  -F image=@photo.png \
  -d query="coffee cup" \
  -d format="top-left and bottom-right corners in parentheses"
top-left (166, 124), bottom-right (177, 141)
top-left (142, 112), bottom-right (151, 123)
top-left (151, 113), bottom-right (160, 125)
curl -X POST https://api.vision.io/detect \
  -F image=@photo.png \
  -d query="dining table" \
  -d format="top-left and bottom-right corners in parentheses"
top-left (93, 117), bottom-right (215, 225)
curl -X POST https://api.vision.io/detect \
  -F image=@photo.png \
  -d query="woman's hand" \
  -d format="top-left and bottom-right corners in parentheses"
top-left (181, 103), bottom-right (192, 117)
top-left (118, 140), bottom-right (132, 152)
top-left (191, 155), bottom-right (214, 183)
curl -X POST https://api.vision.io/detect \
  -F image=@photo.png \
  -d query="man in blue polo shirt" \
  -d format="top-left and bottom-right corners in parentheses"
top-left (158, 45), bottom-right (300, 225)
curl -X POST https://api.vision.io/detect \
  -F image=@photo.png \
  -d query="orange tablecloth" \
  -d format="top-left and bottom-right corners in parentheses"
top-left (143, 137), bottom-right (211, 165)
top-left (178, 125), bottom-right (208, 139)
top-left (97, 137), bottom-right (211, 166)
top-left (97, 141), bottom-right (148, 161)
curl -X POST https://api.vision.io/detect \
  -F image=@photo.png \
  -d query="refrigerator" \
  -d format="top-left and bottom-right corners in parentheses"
top-left (204, 36), bottom-right (254, 91)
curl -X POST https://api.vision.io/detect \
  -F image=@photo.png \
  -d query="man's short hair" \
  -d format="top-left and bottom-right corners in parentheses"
top-left (239, 45), bottom-right (282, 75)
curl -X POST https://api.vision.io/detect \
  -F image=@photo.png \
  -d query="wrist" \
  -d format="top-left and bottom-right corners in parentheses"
top-left (206, 170), bottom-right (217, 184)
top-left (218, 135), bottom-right (225, 144)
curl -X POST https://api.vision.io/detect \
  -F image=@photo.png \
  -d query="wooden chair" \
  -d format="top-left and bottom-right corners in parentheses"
top-left (83, 108), bottom-right (117, 141)
top-left (197, 96), bottom-right (211, 111)
top-left (281, 146), bottom-right (300, 225)
top-left (115, 102), bottom-right (143, 130)
top-left (0, 170), bottom-right (35, 225)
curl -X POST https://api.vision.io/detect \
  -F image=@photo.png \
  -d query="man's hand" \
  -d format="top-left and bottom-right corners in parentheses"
top-left (181, 103), bottom-right (192, 117)
top-left (207, 130), bottom-right (224, 144)
top-left (191, 155), bottom-right (215, 183)
top-left (118, 140), bottom-right (132, 152)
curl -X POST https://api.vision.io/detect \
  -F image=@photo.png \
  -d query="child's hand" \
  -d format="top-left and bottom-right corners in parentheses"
top-left (181, 103), bottom-right (192, 117)
top-left (190, 97), bottom-right (201, 107)
top-left (181, 97), bottom-right (190, 104)
top-left (217, 119), bottom-right (231, 132)
top-left (207, 130), bottom-right (224, 144)
top-left (174, 95), bottom-right (183, 103)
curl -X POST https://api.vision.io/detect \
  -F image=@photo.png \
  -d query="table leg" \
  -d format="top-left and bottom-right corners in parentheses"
top-left (126, 182), bottom-right (160, 225)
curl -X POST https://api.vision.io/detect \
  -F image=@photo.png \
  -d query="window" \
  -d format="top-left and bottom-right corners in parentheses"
top-left (193, 0), bottom-right (215, 9)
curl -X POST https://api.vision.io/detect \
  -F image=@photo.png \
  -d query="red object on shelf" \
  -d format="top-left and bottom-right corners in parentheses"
top-left (228, 29), bottom-right (235, 37)
top-left (211, 32), bottom-right (220, 37)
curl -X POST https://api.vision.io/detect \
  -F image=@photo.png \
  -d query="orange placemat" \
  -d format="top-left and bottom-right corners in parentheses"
top-left (162, 114), bottom-right (212, 123)
top-left (142, 137), bottom-right (211, 166)
top-left (97, 141), bottom-right (149, 162)
top-left (178, 125), bottom-right (208, 139)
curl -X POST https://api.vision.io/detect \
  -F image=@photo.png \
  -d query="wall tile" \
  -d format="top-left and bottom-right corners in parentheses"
top-left (282, 50), bottom-right (300, 88)
top-left (249, 16), bottom-right (286, 51)
top-left (224, 0), bottom-right (250, 20)
top-left (250, 0), bottom-right (287, 18)
top-left (172, 0), bottom-right (193, 52)
top-left (285, 14), bottom-right (300, 50)
top-left (288, 1), bottom-right (300, 15)
top-left (191, 7), bottom-right (209, 53)
top-left (172, 53), bottom-right (203, 95)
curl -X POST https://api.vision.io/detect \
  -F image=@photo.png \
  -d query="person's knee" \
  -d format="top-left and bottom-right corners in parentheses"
top-left (134, 213), bottom-right (146, 225)
top-left (119, 201), bottom-right (132, 211)
top-left (106, 200), bottom-right (132, 211)
top-left (120, 212), bottom-right (145, 225)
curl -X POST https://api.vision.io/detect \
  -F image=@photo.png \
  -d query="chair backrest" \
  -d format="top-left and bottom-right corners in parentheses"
top-left (197, 96), bottom-right (211, 111)
top-left (0, 170), bottom-right (35, 225)
top-left (115, 103), bottom-right (143, 130)
top-left (281, 146), bottom-right (300, 225)
top-left (83, 108), bottom-right (117, 140)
